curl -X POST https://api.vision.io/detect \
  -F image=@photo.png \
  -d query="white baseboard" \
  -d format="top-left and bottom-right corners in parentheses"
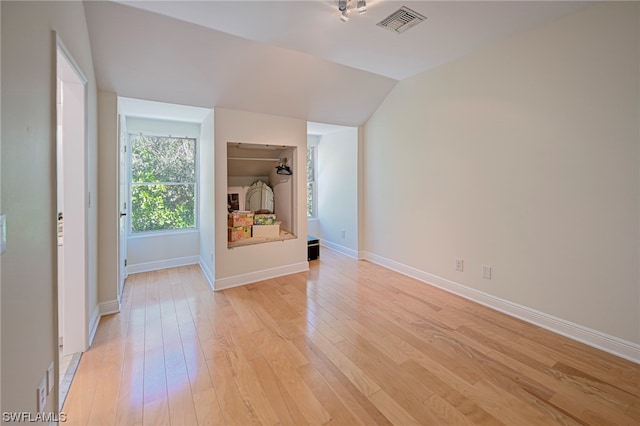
top-left (87, 299), bottom-right (122, 349)
top-left (214, 262), bottom-right (309, 291)
top-left (127, 255), bottom-right (200, 275)
top-left (88, 305), bottom-right (100, 347)
top-left (99, 299), bottom-right (121, 316)
top-left (361, 251), bottom-right (640, 364)
top-left (199, 256), bottom-right (215, 290)
top-left (321, 240), bottom-right (359, 259)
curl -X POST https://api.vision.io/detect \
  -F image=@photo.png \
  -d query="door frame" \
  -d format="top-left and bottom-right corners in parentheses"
top-left (56, 35), bottom-right (89, 358)
top-left (118, 113), bottom-right (128, 300)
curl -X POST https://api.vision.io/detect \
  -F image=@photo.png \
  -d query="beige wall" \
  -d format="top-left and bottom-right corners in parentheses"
top-left (364, 2), bottom-right (639, 344)
top-left (1, 0), bottom-right (98, 413)
top-left (214, 108), bottom-right (308, 288)
top-left (98, 90), bottom-right (119, 305)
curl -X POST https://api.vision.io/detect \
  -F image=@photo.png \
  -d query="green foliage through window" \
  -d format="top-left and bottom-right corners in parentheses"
top-left (307, 145), bottom-right (316, 217)
top-left (307, 182), bottom-right (314, 217)
top-left (130, 134), bottom-right (196, 233)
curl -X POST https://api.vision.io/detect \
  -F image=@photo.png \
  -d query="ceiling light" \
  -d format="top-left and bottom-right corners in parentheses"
top-left (357, 0), bottom-right (367, 14)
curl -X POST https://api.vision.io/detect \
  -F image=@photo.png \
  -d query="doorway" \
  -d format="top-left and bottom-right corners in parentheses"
top-left (56, 39), bottom-right (88, 407)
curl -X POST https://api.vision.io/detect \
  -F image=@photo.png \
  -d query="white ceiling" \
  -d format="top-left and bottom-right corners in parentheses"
top-left (85, 0), bottom-right (591, 126)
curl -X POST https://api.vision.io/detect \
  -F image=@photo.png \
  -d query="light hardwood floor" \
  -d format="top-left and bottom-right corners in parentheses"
top-left (63, 248), bottom-right (640, 425)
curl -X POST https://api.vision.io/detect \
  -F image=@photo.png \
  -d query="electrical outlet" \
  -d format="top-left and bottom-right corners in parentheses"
top-left (37, 377), bottom-right (47, 412)
top-left (340, 229), bottom-right (346, 239)
top-left (47, 362), bottom-right (55, 394)
top-left (482, 265), bottom-right (492, 279)
top-left (455, 258), bottom-right (463, 272)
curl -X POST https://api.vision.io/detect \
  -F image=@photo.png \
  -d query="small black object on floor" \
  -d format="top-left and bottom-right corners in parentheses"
top-left (307, 235), bottom-right (319, 261)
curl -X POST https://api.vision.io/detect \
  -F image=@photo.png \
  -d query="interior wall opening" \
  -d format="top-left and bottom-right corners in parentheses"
top-left (227, 142), bottom-right (297, 248)
top-left (56, 40), bottom-right (89, 409)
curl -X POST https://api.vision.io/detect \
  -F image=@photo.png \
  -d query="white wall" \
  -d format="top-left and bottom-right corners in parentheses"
top-left (86, 56), bottom-right (99, 352)
top-left (317, 128), bottom-right (359, 257)
top-left (199, 111), bottom-right (215, 286)
top-left (58, 59), bottom-right (89, 355)
top-left (214, 108), bottom-right (308, 289)
top-left (127, 231), bottom-right (200, 273)
top-left (125, 117), bottom-right (202, 271)
top-left (364, 2), bottom-right (640, 348)
top-left (307, 219), bottom-right (320, 240)
top-left (1, 1), bottom-right (98, 412)
top-left (270, 146), bottom-right (295, 233)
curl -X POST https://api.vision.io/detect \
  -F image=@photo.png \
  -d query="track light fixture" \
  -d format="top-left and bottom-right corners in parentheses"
top-left (340, 8), bottom-right (350, 22)
top-left (338, 0), bottom-right (366, 22)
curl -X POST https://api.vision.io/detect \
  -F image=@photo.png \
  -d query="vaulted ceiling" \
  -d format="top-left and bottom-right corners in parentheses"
top-left (84, 1), bottom-right (590, 126)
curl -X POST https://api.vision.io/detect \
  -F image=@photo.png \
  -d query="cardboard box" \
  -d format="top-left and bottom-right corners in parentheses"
top-left (254, 214), bottom-right (277, 225)
top-left (252, 222), bottom-right (280, 238)
top-left (228, 211), bottom-right (254, 227)
top-left (228, 225), bottom-right (252, 242)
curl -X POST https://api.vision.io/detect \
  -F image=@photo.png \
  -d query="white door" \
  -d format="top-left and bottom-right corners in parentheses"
top-left (118, 114), bottom-right (128, 298)
top-left (56, 84), bottom-right (65, 347)
top-left (57, 41), bottom-right (88, 356)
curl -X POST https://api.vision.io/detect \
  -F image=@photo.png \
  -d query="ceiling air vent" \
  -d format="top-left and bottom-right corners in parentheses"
top-left (377, 6), bottom-right (426, 34)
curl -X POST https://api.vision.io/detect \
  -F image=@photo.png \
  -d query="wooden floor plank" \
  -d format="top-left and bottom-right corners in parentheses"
top-left (63, 249), bottom-right (640, 425)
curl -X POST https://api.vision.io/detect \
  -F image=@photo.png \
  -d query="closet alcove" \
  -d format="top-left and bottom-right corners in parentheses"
top-left (227, 142), bottom-right (297, 248)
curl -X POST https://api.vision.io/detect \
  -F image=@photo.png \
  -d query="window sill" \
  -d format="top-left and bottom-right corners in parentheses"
top-left (128, 229), bottom-right (199, 239)
top-left (228, 229), bottom-right (296, 249)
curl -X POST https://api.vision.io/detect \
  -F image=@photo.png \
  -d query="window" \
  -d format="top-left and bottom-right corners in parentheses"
top-left (129, 134), bottom-right (197, 233)
top-left (307, 144), bottom-right (317, 217)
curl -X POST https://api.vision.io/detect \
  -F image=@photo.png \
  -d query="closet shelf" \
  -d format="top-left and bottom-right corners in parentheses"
top-left (228, 157), bottom-right (280, 162)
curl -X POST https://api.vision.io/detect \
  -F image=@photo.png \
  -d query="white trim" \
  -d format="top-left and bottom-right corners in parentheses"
top-left (86, 300), bottom-right (121, 349)
top-left (88, 305), bottom-right (100, 347)
top-left (214, 262), bottom-right (309, 291)
top-left (118, 273), bottom-right (127, 303)
top-left (361, 251), bottom-right (640, 365)
top-left (127, 228), bottom-right (200, 239)
top-left (127, 255), bottom-right (199, 275)
top-left (307, 142), bottom-right (318, 218)
top-left (56, 33), bottom-right (90, 357)
top-left (99, 300), bottom-right (121, 316)
top-left (199, 256), bottom-right (215, 290)
top-left (127, 132), bottom-right (199, 236)
top-left (321, 240), bottom-right (358, 259)
top-left (56, 35), bottom-right (88, 84)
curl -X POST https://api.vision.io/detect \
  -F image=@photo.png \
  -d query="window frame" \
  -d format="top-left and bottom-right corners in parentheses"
top-left (128, 131), bottom-right (199, 236)
top-left (307, 142), bottom-right (318, 218)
